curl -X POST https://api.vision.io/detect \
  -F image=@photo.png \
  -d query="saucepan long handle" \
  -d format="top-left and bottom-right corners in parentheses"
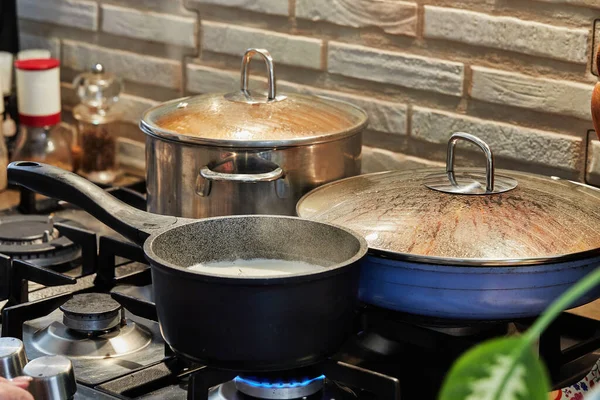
top-left (7, 162), bottom-right (180, 245)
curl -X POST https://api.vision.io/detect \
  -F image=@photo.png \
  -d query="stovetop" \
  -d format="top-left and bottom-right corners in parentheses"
top-left (0, 183), bottom-right (598, 400)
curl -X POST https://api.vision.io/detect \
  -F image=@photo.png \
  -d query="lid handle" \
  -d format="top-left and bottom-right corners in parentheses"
top-left (424, 132), bottom-right (518, 195)
top-left (446, 132), bottom-right (494, 192)
top-left (224, 49), bottom-right (286, 104)
top-left (241, 48), bottom-right (276, 100)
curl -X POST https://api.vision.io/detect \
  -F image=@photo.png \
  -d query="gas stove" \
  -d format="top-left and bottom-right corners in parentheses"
top-left (0, 182), bottom-right (598, 399)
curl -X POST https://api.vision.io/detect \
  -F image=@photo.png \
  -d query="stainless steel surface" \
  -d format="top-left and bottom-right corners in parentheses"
top-left (234, 375), bottom-right (324, 399)
top-left (423, 171), bottom-right (520, 196)
top-left (140, 46), bottom-right (367, 148)
top-left (24, 355), bottom-right (77, 400)
top-left (424, 132), bottom-right (518, 195)
top-left (141, 92), bottom-right (366, 147)
top-left (146, 134), bottom-right (361, 217)
top-left (31, 319), bottom-right (152, 359)
top-left (243, 48), bottom-right (276, 101)
top-left (139, 49), bottom-right (366, 218)
top-left (199, 163), bottom-right (284, 183)
top-left (74, 385), bottom-right (120, 399)
top-left (60, 294), bottom-right (122, 333)
top-left (0, 337), bottom-right (27, 378)
top-left (62, 312), bottom-right (120, 333)
top-left (91, 63), bottom-right (104, 74)
top-left (297, 162), bottom-right (600, 265)
top-left (197, 160), bottom-right (284, 198)
top-left (223, 48), bottom-right (286, 104)
top-left (24, 309), bottom-right (165, 386)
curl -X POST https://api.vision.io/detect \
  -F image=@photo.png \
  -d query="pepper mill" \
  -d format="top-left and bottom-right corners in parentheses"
top-left (72, 63), bottom-right (123, 184)
top-left (23, 355), bottom-right (77, 400)
top-left (0, 337), bottom-right (27, 379)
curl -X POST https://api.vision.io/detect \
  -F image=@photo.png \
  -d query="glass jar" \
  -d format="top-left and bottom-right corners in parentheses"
top-left (72, 63), bottom-right (123, 184)
top-left (11, 123), bottom-right (74, 171)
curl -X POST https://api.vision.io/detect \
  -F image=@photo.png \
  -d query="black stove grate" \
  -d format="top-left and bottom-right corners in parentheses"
top-left (1, 179), bottom-right (600, 399)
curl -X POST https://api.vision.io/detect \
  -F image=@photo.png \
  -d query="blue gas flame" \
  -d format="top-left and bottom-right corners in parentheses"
top-left (234, 374), bottom-right (325, 388)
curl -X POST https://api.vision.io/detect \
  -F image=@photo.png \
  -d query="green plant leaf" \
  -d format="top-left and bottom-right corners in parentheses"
top-left (438, 337), bottom-right (550, 400)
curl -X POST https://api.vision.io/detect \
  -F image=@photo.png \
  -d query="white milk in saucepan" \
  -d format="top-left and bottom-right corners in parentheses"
top-left (187, 258), bottom-right (325, 277)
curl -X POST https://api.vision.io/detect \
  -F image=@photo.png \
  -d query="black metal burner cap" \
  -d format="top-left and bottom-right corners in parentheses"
top-left (0, 215), bottom-right (83, 267)
top-left (60, 293), bottom-right (122, 333)
top-left (0, 217), bottom-right (57, 242)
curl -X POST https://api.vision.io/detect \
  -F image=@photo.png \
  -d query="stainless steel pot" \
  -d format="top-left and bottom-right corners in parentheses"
top-left (140, 49), bottom-right (368, 218)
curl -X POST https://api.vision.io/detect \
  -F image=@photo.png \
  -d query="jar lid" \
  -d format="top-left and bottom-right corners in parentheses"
top-left (72, 63), bottom-right (123, 124)
top-left (140, 49), bottom-right (368, 147)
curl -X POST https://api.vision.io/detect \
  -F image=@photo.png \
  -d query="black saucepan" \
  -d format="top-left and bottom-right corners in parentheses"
top-left (8, 162), bottom-right (368, 371)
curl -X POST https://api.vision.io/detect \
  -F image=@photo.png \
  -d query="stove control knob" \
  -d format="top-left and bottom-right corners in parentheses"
top-left (23, 355), bottom-right (76, 400)
top-left (0, 337), bottom-right (27, 379)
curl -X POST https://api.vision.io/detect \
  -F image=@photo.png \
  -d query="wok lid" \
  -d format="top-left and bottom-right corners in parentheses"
top-left (297, 132), bottom-right (600, 266)
top-left (140, 49), bottom-right (367, 147)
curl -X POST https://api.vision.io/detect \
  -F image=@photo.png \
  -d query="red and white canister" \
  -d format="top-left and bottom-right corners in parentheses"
top-left (14, 58), bottom-right (61, 128)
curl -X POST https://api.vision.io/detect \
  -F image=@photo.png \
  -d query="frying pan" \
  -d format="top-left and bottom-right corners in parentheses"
top-left (297, 133), bottom-right (600, 320)
top-left (7, 161), bottom-right (368, 371)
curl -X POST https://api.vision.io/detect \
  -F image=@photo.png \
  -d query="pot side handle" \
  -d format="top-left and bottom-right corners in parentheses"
top-left (197, 161), bottom-right (284, 197)
top-left (7, 161), bottom-right (179, 245)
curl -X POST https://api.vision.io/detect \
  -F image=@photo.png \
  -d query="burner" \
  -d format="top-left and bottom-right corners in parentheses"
top-left (30, 320), bottom-right (152, 359)
top-left (414, 321), bottom-right (509, 337)
top-left (234, 371), bottom-right (325, 399)
top-left (31, 294), bottom-right (152, 359)
top-left (0, 215), bottom-right (82, 267)
top-left (362, 304), bottom-right (510, 339)
top-left (59, 293), bottom-right (122, 333)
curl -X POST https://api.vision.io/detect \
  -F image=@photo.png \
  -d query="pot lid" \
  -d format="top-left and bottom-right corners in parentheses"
top-left (297, 132), bottom-right (600, 266)
top-left (140, 49), bottom-right (368, 147)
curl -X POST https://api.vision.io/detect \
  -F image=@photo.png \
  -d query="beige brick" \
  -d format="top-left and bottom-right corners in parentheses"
top-left (535, 0), bottom-right (600, 8)
top-left (17, 0), bottom-right (98, 31)
top-left (62, 41), bottom-right (181, 89)
top-left (471, 66), bottom-right (593, 121)
top-left (60, 82), bottom-right (79, 107)
top-left (362, 146), bottom-right (442, 174)
top-left (593, 23), bottom-right (600, 76)
top-left (186, 64), bottom-right (266, 94)
top-left (119, 94), bottom-right (160, 124)
top-left (102, 5), bottom-right (196, 48)
top-left (202, 21), bottom-right (323, 70)
top-left (278, 82), bottom-right (408, 135)
top-left (101, 0), bottom-right (191, 14)
top-left (296, 0), bottom-right (417, 36)
top-left (424, 6), bottom-right (588, 64)
top-left (328, 41), bottom-right (464, 96)
top-left (117, 138), bottom-right (146, 175)
top-left (320, 91), bottom-right (407, 135)
top-left (411, 106), bottom-right (582, 171)
top-left (187, 0), bottom-right (288, 15)
top-left (19, 33), bottom-right (60, 59)
top-left (586, 138), bottom-right (600, 185)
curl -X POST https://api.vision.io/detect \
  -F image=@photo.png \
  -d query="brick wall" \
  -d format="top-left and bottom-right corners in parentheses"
top-left (15, 0), bottom-right (600, 182)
